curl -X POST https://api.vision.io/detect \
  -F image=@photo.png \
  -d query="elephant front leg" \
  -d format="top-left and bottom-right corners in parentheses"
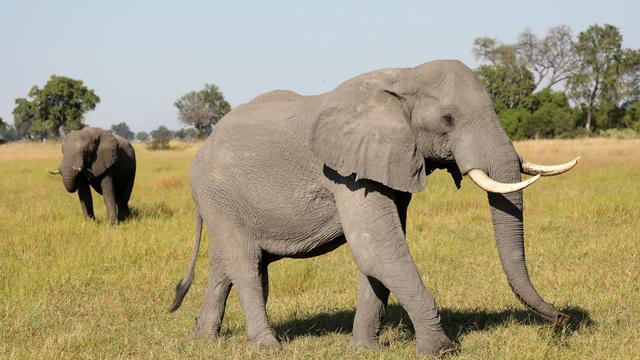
top-left (77, 182), bottom-right (95, 220)
top-left (100, 174), bottom-right (117, 225)
top-left (335, 187), bottom-right (454, 358)
top-left (352, 273), bottom-right (389, 349)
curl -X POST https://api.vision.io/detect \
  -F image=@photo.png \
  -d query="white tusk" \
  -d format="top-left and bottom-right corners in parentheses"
top-left (47, 169), bottom-right (61, 175)
top-left (521, 156), bottom-right (581, 176)
top-left (467, 169), bottom-right (540, 194)
top-left (72, 166), bottom-right (82, 172)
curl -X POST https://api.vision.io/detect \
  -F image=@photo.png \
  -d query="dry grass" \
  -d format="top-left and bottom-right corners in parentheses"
top-left (1, 138), bottom-right (638, 359)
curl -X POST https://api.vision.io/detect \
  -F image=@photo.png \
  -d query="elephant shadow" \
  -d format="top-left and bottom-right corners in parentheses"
top-left (128, 202), bottom-right (177, 220)
top-left (273, 304), bottom-right (593, 344)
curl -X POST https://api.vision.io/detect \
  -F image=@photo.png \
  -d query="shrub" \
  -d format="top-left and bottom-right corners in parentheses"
top-left (598, 128), bottom-right (639, 139)
top-left (147, 138), bottom-right (171, 150)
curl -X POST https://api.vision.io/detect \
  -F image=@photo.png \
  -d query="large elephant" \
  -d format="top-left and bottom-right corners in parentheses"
top-left (49, 127), bottom-right (136, 224)
top-left (170, 60), bottom-right (578, 357)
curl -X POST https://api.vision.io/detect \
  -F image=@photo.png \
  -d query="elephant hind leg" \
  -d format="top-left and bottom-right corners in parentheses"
top-left (213, 223), bottom-right (280, 349)
top-left (194, 256), bottom-right (232, 338)
top-left (116, 175), bottom-right (135, 221)
top-left (230, 261), bottom-right (279, 348)
top-left (352, 273), bottom-right (389, 348)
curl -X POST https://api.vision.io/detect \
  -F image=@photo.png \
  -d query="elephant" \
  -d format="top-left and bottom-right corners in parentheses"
top-left (48, 127), bottom-right (136, 224)
top-left (169, 60), bottom-right (579, 357)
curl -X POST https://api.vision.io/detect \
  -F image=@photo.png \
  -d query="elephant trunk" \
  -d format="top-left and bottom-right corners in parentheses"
top-left (454, 110), bottom-right (569, 325)
top-left (487, 155), bottom-right (568, 325)
top-left (60, 159), bottom-right (80, 193)
top-left (62, 172), bottom-right (79, 193)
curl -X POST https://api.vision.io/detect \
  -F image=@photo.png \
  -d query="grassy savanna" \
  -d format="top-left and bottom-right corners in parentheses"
top-left (1, 138), bottom-right (638, 359)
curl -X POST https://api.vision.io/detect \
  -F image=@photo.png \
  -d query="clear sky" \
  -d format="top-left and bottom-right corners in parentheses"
top-left (1, 0), bottom-right (638, 133)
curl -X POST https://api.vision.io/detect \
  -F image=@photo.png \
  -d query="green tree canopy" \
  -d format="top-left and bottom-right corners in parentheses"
top-left (567, 24), bottom-right (637, 132)
top-left (473, 37), bottom-right (536, 113)
top-left (136, 131), bottom-right (149, 142)
top-left (175, 84), bottom-right (231, 139)
top-left (175, 127), bottom-right (198, 141)
top-left (149, 125), bottom-right (173, 150)
top-left (473, 23), bottom-right (639, 139)
top-left (497, 89), bottom-right (577, 140)
top-left (12, 75), bottom-right (100, 139)
top-left (111, 122), bottom-right (134, 140)
top-left (0, 117), bottom-right (13, 141)
top-left (12, 97), bottom-right (39, 138)
top-left (475, 63), bottom-right (536, 113)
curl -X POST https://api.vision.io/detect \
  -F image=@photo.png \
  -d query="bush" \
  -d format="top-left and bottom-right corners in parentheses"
top-left (499, 108), bottom-right (529, 140)
top-left (147, 138), bottom-right (171, 150)
top-left (598, 128), bottom-right (639, 139)
top-left (148, 126), bottom-right (173, 150)
top-left (521, 103), bottom-right (574, 139)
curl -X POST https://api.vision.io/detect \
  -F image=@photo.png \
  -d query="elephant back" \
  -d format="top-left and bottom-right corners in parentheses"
top-left (248, 90), bottom-right (302, 104)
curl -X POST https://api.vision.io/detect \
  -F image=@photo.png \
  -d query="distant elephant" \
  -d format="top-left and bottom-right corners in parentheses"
top-left (49, 127), bottom-right (136, 224)
top-left (170, 60), bottom-right (579, 357)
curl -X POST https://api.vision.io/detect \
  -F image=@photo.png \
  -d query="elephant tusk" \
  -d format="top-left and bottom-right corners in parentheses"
top-left (467, 169), bottom-right (540, 194)
top-left (72, 166), bottom-right (83, 172)
top-left (521, 156), bottom-right (581, 176)
top-left (47, 169), bottom-right (61, 175)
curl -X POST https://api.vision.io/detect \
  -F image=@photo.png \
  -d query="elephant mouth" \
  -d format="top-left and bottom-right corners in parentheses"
top-left (425, 160), bottom-right (463, 189)
top-left (82, 169), bottom-right (96, 181)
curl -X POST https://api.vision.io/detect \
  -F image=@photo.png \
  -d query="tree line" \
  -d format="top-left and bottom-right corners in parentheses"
top-left (1, 22), bottom-right (637, 144)
top-left (0, 78), bottom-right (231, 145)
top-left (473, 23), bottom-right (639, 139)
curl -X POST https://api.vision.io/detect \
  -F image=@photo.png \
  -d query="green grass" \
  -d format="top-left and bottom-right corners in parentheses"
top-left (1, 138), bottom-right (639, 359)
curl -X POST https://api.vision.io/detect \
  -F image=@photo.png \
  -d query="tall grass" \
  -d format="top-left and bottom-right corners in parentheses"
top-left (1, 138), bottom-right (638, 359)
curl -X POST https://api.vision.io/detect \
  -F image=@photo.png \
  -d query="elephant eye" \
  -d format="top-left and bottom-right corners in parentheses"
top-left (441, 113), bottom-right (454, 127)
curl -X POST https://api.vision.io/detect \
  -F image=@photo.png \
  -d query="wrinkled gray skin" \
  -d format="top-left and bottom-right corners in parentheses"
top-left (171, 60), bottom-right (569, 357)
top-left (56, 127), bottom-right (136, 224)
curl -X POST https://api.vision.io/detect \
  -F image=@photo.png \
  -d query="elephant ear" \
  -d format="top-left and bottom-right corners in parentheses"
top-left (91, 130), bottom-right (118, 177)
top-left (310, 73), bottom-right (425, 193)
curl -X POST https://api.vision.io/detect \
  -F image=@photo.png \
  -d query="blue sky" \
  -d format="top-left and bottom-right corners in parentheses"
top-left (1, 0), bottom-right (638, 133)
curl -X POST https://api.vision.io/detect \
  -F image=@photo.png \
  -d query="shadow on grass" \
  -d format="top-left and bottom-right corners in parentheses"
top-left (129, 202), bottom-right (176, 220)
top-left (274, 305), bottom-right (593, 343)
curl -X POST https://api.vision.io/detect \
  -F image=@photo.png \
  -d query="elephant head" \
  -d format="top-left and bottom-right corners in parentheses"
top-left (310, 60), bottom-right (577, 324)
top-left (55, 127), bottom-right (118, 192)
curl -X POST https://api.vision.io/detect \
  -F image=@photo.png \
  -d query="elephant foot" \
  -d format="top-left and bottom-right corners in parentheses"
top-left (192, 317), bottom-right (222, 339)
top-left (416, 332), bottom-right (456, 358)
top-left (349, 335), bottom-right (380, 351)
top-left (248, 328), bottom-right (281, 350)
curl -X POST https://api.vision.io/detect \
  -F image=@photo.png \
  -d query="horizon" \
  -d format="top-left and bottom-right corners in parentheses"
top-left (1, 0), bottom-right (638, 133)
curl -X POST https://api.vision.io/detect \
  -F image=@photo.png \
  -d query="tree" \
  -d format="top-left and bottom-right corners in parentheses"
top-left (516, 25), bottom-right (578, 89)
top-left (567, 24), bottom-right (627, 132)
top-left (175, 84), bottom-right (231, 138)
top-left (496, 89), bottom-right (576, 140)
top-left (26, 75), bottom-right (100, 138)
top-left (473, 37), bottom-right (536, 113)
top-left (521, 89), bottom-right (576, 138)
top-left (136, 131), bottom-right (149, 142)
top-left (149, 125), bottom-right (173, 150)
top-left (620, 49), bottom-right (640, 105)
top-left (475, 63), bottom-right (536, 113)
top-left (12, 97), bottom-right (40, 138)
top-left (473, 24), bottom-right (639, 137)
top-left (175, 127), bottom-right (198, 141)
top-left (473, 37), bottom-right (517, 65)
top-left (111, 122), bottom-right (134, 140)
top-left (0, 117), bottom-right (14, 142)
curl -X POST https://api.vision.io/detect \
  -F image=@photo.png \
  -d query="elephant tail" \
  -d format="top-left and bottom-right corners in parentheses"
top-left (169, 211), bottom-right (203, 312)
